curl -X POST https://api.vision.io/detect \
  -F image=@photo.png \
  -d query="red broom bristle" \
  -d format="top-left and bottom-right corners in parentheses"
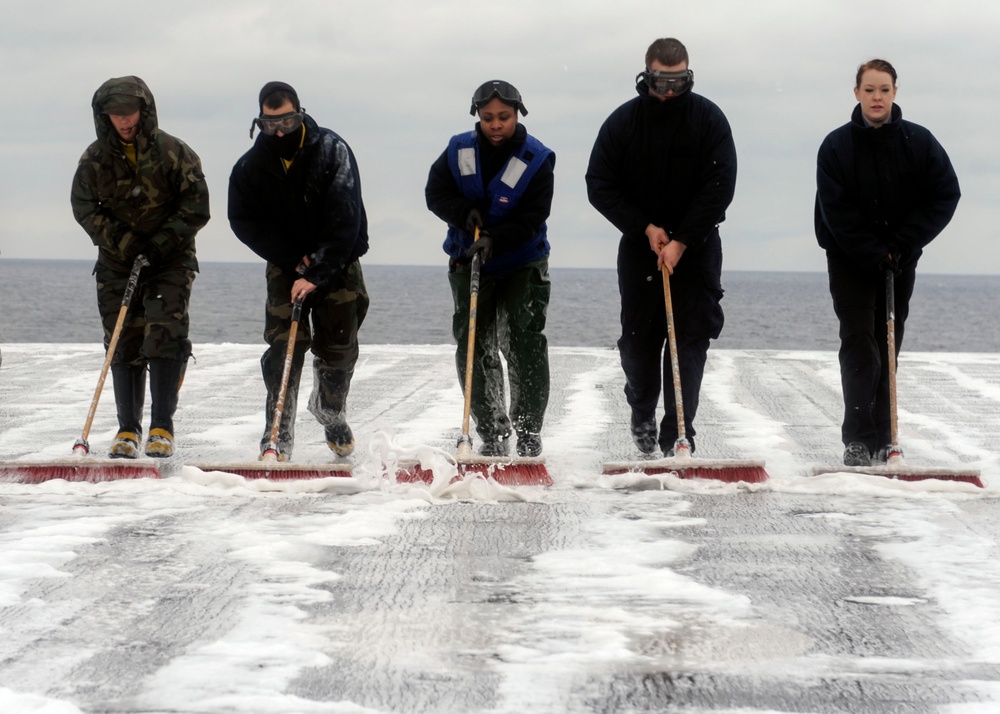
top-left (193, 465), bottom-right (353, 481)
top-left (0, 463), bottom-right (160, 484)
top-left (395, 463), bottom-right (553, 487)
top-left (888, 472), bottom-right (984, 488)
top-left (813, 464), bottom-right (984, 489)
top-left (604, 464), bottom-right (769, 484)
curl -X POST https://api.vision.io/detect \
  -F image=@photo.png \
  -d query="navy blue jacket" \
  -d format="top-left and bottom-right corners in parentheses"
top-left (425, 123), bottom-right (555, 276)
top-left (228, 114), bottom-right (369, 290)
top-left (586, 82), bottom-right (737, 251)
top-left (815, 104), bottom-right (959, 269)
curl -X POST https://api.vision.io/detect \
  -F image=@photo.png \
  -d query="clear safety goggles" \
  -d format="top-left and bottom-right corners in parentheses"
top-left (250, 111), bottom-right (304, 138)
top-left (638, 69), bottom-right (694, 96)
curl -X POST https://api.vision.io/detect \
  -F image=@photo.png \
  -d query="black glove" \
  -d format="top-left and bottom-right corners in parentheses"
top-left (878, 250), bottom-right (901, 275)
top-left (145, 232), bottom-right (180, 266)
top-left (465, 208), bottom-right (484, 233)
top-left (116, 230), bottom-right (139, 263)
top-left (464, 229), bottom-right (493, 264)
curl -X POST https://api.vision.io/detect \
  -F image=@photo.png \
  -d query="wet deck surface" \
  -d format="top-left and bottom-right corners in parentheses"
top-left (1, 344), bottom-right (999, 712)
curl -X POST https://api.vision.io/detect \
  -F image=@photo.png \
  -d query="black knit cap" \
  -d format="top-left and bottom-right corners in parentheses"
top-left (258, 81), bottom-right (300, 112)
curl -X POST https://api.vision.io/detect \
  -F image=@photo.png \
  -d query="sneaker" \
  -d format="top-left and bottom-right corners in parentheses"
top-left (630, 416), bottom-right (657, 455)
top-left (325, 423), bottom-right (355, 457)
top-left (479, 438), bottom-right (509, 457)
top-left (144, 428), bottom-right (175, 458)
top-left (109, 431), bottom-right (141, 459)
top-left (843, 442), bottom-right (872, 467)
top-left (516, 433), bottom-right (542, 458)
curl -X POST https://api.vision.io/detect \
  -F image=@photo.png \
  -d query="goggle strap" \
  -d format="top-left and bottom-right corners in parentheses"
top-left (470, 86), bottom-right (528, 116)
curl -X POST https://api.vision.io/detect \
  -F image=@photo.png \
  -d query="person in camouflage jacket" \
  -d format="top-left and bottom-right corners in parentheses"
top-left (71, 75), bottom-right (210, 460)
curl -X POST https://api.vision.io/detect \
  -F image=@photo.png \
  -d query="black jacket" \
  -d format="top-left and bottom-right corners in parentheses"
top-left (585, 82), bottom-right (737, 251)
top-left (815, 104), bottom-right (960, 269)
top-left (228, 114), bottom-right (369, 290)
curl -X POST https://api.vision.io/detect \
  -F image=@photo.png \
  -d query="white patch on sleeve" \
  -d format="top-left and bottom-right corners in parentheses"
top-left (458, 148), bottom-right (477, 177)
top-left (500, 157), bottom-right (528, 188)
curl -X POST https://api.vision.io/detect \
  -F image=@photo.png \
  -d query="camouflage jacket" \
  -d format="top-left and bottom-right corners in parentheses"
top-left (71, 76), bottom-right (210, 271)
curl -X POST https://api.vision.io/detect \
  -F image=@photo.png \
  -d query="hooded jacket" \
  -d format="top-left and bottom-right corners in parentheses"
top-left (228, 114), bottom-right (369, 291)
top-left (586, 80), bottom-right (737, 251)
top-left (71, 76), bottom-right (210, 271)
top-left (815, 103), bottom-right (960, 269)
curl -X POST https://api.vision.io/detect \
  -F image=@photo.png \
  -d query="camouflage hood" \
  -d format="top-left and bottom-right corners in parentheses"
top-left (73, 75), bottom-right (210, 272)
top-left (91, 76), bottom-right (158, 146)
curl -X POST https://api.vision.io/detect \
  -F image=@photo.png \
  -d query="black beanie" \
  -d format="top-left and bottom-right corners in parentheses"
top-left (259, 81), bottom-right (300, 112)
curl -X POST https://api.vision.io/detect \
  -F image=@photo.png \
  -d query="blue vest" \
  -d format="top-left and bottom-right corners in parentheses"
top-left (443, 131), bottom-right (553, 274)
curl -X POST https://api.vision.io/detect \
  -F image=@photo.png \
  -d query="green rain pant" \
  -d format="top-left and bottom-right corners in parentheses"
top-left (448, 256), bottom-right (551, 443)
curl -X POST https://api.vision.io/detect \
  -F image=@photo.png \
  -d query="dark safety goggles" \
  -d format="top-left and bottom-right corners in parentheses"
top-left (250, 111), bottom-right (304, 138)
top-left (638, 69), bottom-right (694, 96)
top-left (470, 80), bottom-right (528, 116)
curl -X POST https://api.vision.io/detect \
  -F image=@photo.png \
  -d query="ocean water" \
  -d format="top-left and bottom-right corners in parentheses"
top-left (1, 259), bottom-right (998, 352)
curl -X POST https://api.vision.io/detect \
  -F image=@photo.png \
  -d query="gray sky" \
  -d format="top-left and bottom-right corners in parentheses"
top-left (2, 0), bottom-right (997, 274)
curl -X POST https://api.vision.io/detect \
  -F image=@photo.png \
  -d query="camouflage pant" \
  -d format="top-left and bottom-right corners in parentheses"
top-left (260, 260), bottom-right (369, 451)
top-left (448, 256), bottom-right (551, 442)
top-left (95, 260), bottom-right (195, 365)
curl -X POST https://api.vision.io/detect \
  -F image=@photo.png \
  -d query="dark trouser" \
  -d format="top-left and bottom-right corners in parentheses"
top-left (827, 252), bottom-right (916, 452)
top-left (617, 232), bottom-right (724, 452)
top-left (96, 260), bottom-right (195, 435)
top-left (448, 256), bottom-right (551, 443)
top-left (261, 260), bottom-right (369, 453)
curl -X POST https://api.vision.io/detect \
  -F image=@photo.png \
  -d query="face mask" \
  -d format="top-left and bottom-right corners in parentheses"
top-left (267, 128), bottom-right (303, 159)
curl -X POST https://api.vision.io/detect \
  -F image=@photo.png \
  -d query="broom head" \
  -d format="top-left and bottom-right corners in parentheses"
top-left (603, 447), bottom-right (769, 484)
top-left (187, 460), bottom-right (353, 481)
top-left (396, 455), bottom-right (552, 487)
top-left (812, 461), bottom-right (983, 488)
top-left (0, 457), bottom-right (160, 484)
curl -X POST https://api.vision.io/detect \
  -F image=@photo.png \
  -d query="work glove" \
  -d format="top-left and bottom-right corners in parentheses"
top-left (878, 251), bottom-right (901, 275)
top-left (464, 229), bottom-right (494, 264)
top-left (145, 233), bottom-right (180, 266)
top-left (465, 208), bottom-right (484, 234)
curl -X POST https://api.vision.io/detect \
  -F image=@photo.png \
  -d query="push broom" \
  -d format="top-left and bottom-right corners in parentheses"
top-left (188, 295), bottom-right (352, 480)
top-left (813, 268), bottom-right (982, 487)
top-left (0, 254), bottom-right (160, 483)
top-left (603, 265), bottom-right (769, 483)
top-left (397, 228), bottom-right (552, 486)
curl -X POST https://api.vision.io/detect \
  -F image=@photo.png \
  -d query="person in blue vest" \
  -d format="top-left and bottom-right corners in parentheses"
top-left (425, 80), bottom-right (556, 457)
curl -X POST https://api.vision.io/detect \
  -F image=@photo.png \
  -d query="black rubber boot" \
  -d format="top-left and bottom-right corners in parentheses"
top-left (630, 411), bottom-right (657, 455)
top-left (308, 360), bottom-right (355, 456)
top-left (146, 359), bottom-right (185, 457)
top-left (109, 364), bottom-right (146, 458)
top-left (260, 348), bottom-right (305, 459)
